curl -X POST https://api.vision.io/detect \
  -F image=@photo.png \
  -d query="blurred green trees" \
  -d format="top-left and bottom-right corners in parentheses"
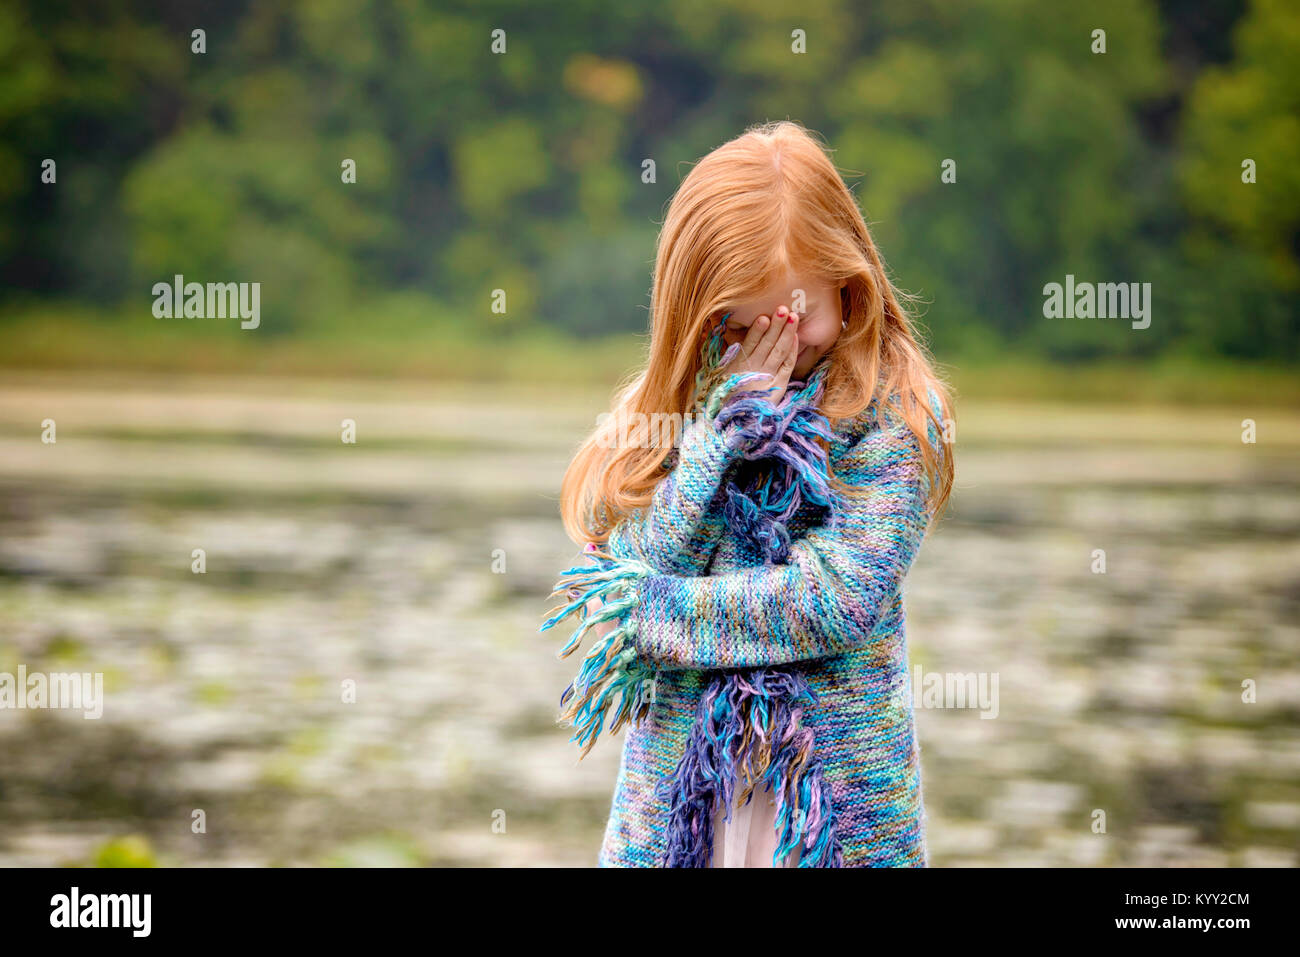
top-left (0, 0), bottom-right (1295, 362)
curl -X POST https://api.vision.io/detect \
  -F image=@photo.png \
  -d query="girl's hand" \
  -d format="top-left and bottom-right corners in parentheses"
top-left (586, 596), bottom-right (616, 640)
top-left (721, 306), bottom-right (800, 402)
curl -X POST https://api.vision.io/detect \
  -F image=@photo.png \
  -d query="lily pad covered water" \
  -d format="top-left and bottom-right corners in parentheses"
top-left (0, 373), bottom-right (1296, 866)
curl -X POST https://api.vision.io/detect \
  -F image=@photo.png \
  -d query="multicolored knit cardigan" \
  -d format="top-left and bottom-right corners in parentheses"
top-left (540, 325), bottom-right (945, 867)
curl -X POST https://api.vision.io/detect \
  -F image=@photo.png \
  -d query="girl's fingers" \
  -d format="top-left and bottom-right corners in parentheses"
top-left (778, 335), bottom-right (798, 372)
top-left (766, 312), bottom-right (798, 372)
top-left (755, 306), bottom-right (789, 366)
top-left (740, 314), bottom-right (771, 361)
top-left (722, 307), bottom-right (797, 399)
top-left (752, 312), bottom-right (778, 362)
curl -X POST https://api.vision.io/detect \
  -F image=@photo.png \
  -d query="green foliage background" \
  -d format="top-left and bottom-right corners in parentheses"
top-left (0, 0), bottom-right (1296, 386)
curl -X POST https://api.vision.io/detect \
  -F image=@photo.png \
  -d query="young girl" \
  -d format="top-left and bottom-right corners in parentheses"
top-left (540, 120), bottom-right (954, 868)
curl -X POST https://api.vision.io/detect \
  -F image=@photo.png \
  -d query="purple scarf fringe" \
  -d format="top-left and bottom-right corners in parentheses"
top-left (658, 669), bottom-right (844, 867)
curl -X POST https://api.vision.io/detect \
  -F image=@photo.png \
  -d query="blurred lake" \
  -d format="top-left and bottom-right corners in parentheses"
top-left (0, 371), bottom-right (1296, 867)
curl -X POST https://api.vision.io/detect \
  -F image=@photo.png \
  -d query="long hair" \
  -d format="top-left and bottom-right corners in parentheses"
top-left (559, 120), bottom-right (955, 547)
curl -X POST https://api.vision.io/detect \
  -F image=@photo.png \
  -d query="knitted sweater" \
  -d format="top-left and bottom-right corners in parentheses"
top-left (541, 357), bottom-right (944, 868)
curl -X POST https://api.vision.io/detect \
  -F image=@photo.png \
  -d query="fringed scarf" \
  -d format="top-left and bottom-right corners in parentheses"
top-left (656, 318), bottom-right (845, 868)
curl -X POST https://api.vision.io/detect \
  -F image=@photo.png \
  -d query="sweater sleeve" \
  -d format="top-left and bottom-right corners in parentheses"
top-left (624, 395), bottom-right (943, 670)
top-left (599, 389), bottom-right (740, 577)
